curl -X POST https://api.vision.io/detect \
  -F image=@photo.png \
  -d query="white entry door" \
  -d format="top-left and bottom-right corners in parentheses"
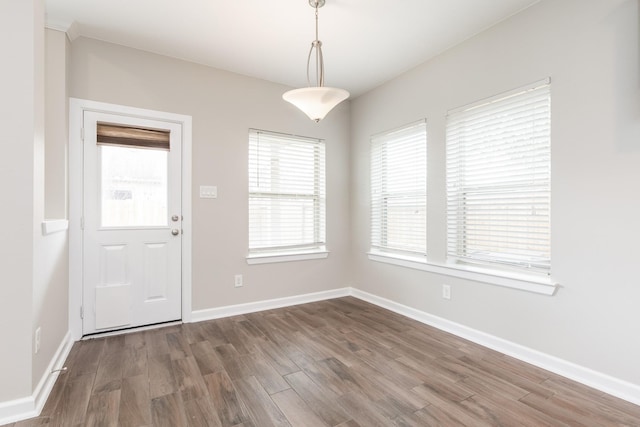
top-left (82, 111), bottom-right (183, 335)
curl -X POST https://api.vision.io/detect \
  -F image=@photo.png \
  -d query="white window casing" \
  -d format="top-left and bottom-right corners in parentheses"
top-left (446, 79), bottom-right (551, 275)
top-left (370, 120), bottom-right (427, 259)
top-left (248, 129), bottom-right (326, 260)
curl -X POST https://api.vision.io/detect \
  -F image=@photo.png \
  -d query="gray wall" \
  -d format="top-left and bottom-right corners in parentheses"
top-left (69, 37), bottom-right (353, 312)
top-left (34, 28), bottom-right (70, 389)
top-left (350, 0), bottom-right (640, 386)
top-left (0, 2), bottom-right (69, 404)
top-left (0, 0), bottom-right (41, 402)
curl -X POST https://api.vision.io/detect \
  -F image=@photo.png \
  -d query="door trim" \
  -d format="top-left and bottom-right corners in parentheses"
top-left (69, 98), bottom-right (193, 340)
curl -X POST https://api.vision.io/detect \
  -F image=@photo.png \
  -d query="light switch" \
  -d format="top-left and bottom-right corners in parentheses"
top-left (200, 185), bottom-right (217, 199)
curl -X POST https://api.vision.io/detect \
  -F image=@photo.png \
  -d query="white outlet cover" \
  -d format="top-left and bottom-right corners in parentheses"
top-left (35, 327), bottom-right (41, 354)
top-left (442, 284), bottom-right (451, 300)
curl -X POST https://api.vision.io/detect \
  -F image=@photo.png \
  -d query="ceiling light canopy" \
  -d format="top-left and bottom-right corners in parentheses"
top-left (283, 0), bottom-right (349, 122)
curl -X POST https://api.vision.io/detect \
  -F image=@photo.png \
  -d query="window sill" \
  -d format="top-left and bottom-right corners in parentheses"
top-left (247, 249), bottom-right (329, 265)
top-left (367, 251), bottom-right (558, 296)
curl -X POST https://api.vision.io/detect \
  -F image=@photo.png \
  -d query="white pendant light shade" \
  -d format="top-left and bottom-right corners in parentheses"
top-left (283, 0), bottom-right (349, 122)
top-left (283, 86), bottom-right (350, 122)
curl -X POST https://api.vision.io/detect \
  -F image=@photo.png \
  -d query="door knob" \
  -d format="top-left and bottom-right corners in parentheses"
top-left (171, 229), bottom-right (180, 236)
top-left (171, 215), bottom-right (180, 222)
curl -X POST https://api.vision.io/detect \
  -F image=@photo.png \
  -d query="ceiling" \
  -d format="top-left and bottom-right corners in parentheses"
top-left (45, 0), bottom-right (540, 97)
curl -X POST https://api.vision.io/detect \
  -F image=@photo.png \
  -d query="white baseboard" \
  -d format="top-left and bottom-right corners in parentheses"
top-left (0, 330), bottom-right (74, 425)
top-left (350, 288), bottom-right (640, 406)
top-left (191, 287), bottom-right (351, 322)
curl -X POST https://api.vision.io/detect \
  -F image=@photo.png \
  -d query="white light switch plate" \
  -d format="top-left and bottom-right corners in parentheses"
top-left (200, 185), bottom-right (217, 199)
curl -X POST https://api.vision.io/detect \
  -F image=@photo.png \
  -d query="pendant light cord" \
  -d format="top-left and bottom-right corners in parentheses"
top-left (306, 2), bottom-right (325, 88)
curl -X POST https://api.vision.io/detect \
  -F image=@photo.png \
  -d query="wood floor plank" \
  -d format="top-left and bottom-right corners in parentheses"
top-left (243, 312), bottom-right (286, 343)
top-left (183, 396), bottom-right (223, 427)
top-left (253, 340), bottom-right (300, 376)
top-left (466, 392), bottom-right (569, 427)
top-left (56, 373), bottom-right (94, 425)
top-left (413, 393), bottom-right (494, 427)
top-left (519, 392), bottom-right (600, 426)
top-left (350, 362), bottom-right (427, 412)
top-left (150, 392), bottom-right (189, 427)
top-left (167, 331), bottom-right (193, 360)
top-left (148, 354), bottom-right (178, 399)
top-left (102, 335), bottom-right (126, 356)
top-left (12, 417), bottom-right (50, 426)
top-left (234, 376), bottom-right (291, 427)
top-left (460, 352), bottom-right (555, 398)
top-left (336, 391), bottom-right (395, 427)
top-left (182, 322), bottom-right (208, 345)
top-left (70, 339), bottom-right (104, 378)
top-left (459, 370), bottom-right (531, 401)
top-left (117, 375), bottom-right (151, 427)
top-left (121, 344), bottom-right (148, 378)
top-left (203, 370), bottom-right (247, 426)
top-left (308, 333), bottom-right (361, 368)
top-left (123, 330), bottom-right (145, 349)
top-left (172, 356), bottom-right (209, 402)
top-left (287, 308), bottom-right (327, 330)
top-left (354, 348), bottom-right (422, 390)
top-left (213, 343), bottom-right (251, 380)
top-left (217, 318), bottom-right (254, 355)
top-left (459, 394), bottom-right (547, 427)
top-left (145, 330), bottom-right (170, 356)
top-left (284, 370), bottom-right (350, 426)
top-left (12, 297), bottom-right (640, 427)
top-left (319, 357), bottom-right (388, 403)
top-left (199, 320), bottom-right (229, 348)
top-left (411, 376), bottom-right (474, 404)
top-left (271, 388), bottom-right (329, 427)
top-left (84, 388), bottom-right (121, 427)
top-left (94, 350), bottom-right (125, 390)
top-left (190, 340), bottom-right (225, 376)
top-left (290, 331), bottom-right (334, 361)
top-left (296, 356), bottom-right (358, 397)
top-left (240, 350), bottom-right (291, 395)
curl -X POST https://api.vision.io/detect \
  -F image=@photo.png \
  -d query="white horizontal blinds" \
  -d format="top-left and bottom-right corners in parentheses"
top-left (248, 129), bottom-right (325, 253)
top-left (371, 120), bottom-right (427, 256)
top-left (446, 81), bottom-right (551, 273)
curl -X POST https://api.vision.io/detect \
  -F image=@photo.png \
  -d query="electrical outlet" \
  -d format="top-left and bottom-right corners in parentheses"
top-left (442, 284), bottom-right (451, 300)
top-left (234, 274), bottom-right (243, 288)
top-left (35, 327), bottom-right (41, 354)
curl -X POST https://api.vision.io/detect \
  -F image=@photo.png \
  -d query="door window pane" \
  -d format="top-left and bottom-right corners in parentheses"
top-left (100, 145), bottom-right (168, 227)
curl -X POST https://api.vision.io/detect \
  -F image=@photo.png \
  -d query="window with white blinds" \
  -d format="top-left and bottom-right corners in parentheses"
top-left (248, 129), bottom-right (325, 254)
top-left (446, 80), bottom-right (551, 274)
top-left (370, 120), bottom-right (427, 257)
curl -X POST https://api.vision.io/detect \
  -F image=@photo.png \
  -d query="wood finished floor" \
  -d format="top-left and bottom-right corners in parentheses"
top-left (5, 297), bottom-right (640, 427)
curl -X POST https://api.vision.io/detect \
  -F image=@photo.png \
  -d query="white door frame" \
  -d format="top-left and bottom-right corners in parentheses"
top-left (69, 98), bottom-right (192, 340)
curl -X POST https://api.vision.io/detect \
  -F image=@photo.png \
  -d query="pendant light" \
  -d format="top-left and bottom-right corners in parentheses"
top-left (283, 0), bottom-right (349, 122)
